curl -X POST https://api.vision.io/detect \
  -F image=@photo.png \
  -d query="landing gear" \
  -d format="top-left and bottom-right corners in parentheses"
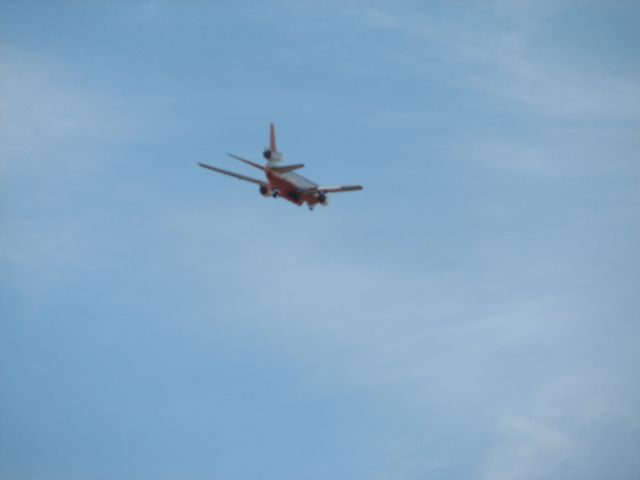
top-left (308, 204), bottom-right (315, 211)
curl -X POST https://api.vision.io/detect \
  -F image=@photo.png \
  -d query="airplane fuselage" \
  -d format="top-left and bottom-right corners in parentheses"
top-left (266, 169), bottom-right (321, 206)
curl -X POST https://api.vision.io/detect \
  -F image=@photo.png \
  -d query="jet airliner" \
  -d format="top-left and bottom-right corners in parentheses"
top-left (197, 124), bottom-right (363, 210)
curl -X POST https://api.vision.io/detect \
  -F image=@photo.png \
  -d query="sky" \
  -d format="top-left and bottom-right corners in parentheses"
top-left (1, 1), bottom-right (639, 479)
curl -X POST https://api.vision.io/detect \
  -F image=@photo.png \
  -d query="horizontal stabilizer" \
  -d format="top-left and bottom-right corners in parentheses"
top-left (269, 164), bottom-right (305, 174)
top-left (227, 153), bottom-right (265, 171)
top-left (197, 162), bottom-right (268, 187)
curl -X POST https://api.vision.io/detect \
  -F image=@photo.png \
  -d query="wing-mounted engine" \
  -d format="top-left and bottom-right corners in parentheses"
top-left (259, 185), bottom-right (272, 197)
top-left (259, 185), bottom-right (279, 198)
top-left (318, 192), bottom-right (329, 206)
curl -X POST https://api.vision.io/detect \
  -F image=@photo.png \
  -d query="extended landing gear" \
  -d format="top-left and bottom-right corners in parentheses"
top-left (289, 192), bottom-right (301, 203)
top-left (308, 204), bottom-right (315, 211)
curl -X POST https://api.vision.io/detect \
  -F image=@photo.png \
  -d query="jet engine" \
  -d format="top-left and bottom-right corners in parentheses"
top-left (318, 193), bottom-right (329, 206)
top-left (263, 149), bottom-right (283, 163)
top-left (259, 185), bottom-right (271, 197)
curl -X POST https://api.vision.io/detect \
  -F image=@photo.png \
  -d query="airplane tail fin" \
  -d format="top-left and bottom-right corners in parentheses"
top-left (263, 123), bottom-right (282, 162)
top-left (270, 123), bottom-right (277, 152)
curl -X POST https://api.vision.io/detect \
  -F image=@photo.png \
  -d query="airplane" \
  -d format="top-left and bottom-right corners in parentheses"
top-left (197, 123), bottom-right (363, 210)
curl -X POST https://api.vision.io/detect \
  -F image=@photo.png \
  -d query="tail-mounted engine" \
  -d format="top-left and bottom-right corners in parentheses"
top-left (263, 149), bottom-right (283, 163)
top-left (264, 123), bottom-right (283, 163)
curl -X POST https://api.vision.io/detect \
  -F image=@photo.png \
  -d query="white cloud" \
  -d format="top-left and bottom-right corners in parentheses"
top-left (0, 52), bottom-right (135, 163)
top-left (483, 370), bottom-right (640, 480)
top-left (484, 414), bottom-right (573, 480)
top-left (2, 5), bottom-right (638, 478)
top-left (498, 415), bottom-right (571, 450)
top-left (348, 1), bottom-right (640, 121)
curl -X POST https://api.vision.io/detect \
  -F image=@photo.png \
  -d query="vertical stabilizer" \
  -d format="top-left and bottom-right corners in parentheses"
top-left (270, 123), bottom-right (277, 152)
top-left (263, 122), bottom-right (283, 162)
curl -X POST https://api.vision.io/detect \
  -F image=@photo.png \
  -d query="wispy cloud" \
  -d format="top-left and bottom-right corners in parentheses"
top-left (2, 3), bottom-right (638, 479)
top-left (0, 51), bottom-right (135, 163)
top-left (350, 1), bottom-right (640, 121)
top-left (483, 370), bottom-right (640, 480)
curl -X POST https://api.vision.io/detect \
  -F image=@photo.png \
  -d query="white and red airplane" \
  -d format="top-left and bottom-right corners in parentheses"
top-left (197, 123), bottom-right (363, 210)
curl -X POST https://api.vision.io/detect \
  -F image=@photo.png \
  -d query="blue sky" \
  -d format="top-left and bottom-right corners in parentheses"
top-left (1, 1), bottom-right (639, 479)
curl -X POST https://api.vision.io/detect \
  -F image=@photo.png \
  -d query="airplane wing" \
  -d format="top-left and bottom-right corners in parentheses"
top-left (227, 153), bottom-right (265, 171)
top-left (197, 162), bottom-right (269, 187)
top-left (306, 185), bottom-right (364, 194)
